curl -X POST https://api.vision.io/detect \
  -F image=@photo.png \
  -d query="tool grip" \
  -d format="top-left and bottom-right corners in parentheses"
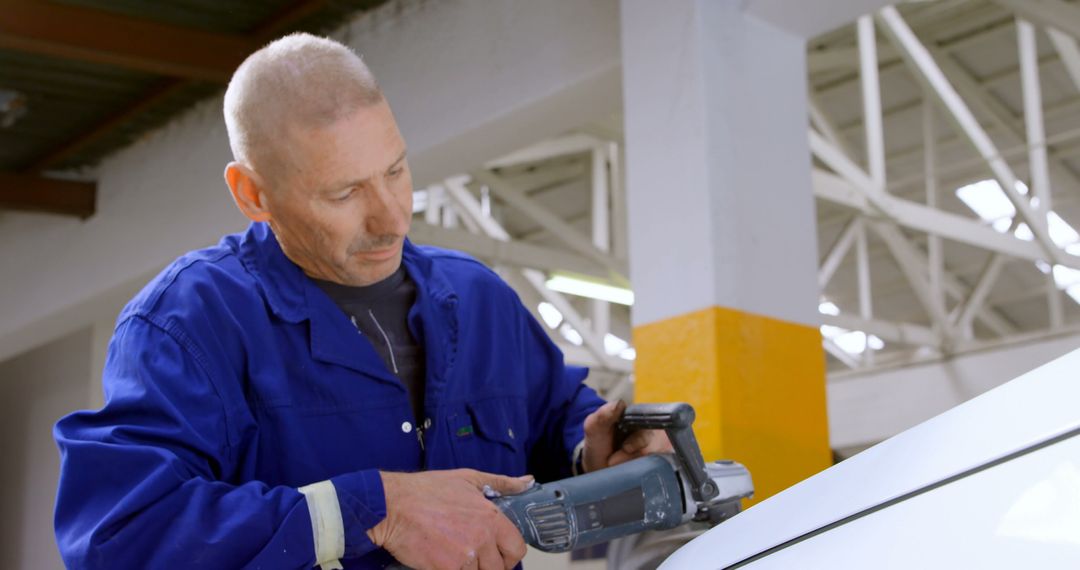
top-left (617, 402), bottom-right (695, 431)
top-left (617, 402), bottom-right (718, 506)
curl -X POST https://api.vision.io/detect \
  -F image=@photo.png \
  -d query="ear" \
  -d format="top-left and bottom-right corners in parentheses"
top-left (224, 162), bottom-right (273, 222)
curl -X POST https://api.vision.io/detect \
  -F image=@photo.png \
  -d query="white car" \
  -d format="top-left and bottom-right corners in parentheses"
top-left (658, 347), bottom-right (1080, 569)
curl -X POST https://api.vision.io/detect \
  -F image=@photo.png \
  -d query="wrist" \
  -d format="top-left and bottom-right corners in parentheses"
top-left (365, 471), bottom-right (397, 547)
top-left (327, 469), bottom-right (388, 558)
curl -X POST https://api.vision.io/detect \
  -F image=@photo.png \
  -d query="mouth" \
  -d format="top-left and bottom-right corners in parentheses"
top-left (355, 243), bottom-right (399, 262)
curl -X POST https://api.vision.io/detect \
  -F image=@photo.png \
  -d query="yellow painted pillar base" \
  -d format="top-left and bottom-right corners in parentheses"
top-left (633, 305), bottom-right (831, 505)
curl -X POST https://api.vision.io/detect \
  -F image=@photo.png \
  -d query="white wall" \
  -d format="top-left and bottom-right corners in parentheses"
top-left (828, 329), bottom-right (1080, 449)
top-left (0, 328), bottom-right (91, 570)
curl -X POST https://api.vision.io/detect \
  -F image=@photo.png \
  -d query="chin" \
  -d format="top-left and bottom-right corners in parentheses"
top-left (347, 255), bottom-right (401, 286)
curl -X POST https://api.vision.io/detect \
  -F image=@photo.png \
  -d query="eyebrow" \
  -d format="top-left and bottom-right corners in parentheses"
top-left (323, 149), bottom-right (408, 194)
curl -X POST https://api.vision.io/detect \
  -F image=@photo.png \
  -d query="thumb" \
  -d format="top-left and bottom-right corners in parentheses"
top-left (585, 399), bottom-right (625, 436)
top-left (473, 472), bottom-right (535, 495)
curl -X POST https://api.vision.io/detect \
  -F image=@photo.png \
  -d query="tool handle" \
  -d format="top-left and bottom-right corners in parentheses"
top-left (618, 402), bottom-right (695, 430)
top-left (617, 403), bottom-right (718, 504)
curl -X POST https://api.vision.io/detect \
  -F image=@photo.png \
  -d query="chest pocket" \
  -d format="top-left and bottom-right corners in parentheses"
top-left (446, 397), bottom-right (528, 476)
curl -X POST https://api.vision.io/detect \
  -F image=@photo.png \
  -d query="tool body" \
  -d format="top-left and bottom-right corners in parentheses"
top-left (491, 403), bottom-right (753, 553)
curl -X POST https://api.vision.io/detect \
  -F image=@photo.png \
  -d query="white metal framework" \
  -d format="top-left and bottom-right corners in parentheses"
top-left (409, 0), bottom-right (1080, 394)
top-left (813, 0), bottom-right (1080, 373)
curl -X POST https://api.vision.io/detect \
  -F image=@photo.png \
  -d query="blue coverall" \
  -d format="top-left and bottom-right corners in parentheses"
top-left (53, 222), bottom-right (605, 568)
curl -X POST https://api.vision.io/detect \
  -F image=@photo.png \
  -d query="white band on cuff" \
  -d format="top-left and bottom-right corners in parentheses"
top-left (571, 439), bottom-right (586, 476)
top-left (298, 480), bottom-right (345, 570)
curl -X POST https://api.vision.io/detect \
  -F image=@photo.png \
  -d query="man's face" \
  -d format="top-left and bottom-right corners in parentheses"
top-left (264, 101), bottom-right (413, 286)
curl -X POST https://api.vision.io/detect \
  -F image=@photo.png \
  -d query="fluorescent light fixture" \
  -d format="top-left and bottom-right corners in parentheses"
top-left (546, 275), bottom-right (634, 306)
top-left (818, 299), bottom-right (883, 355)
top-left (1068, 285), bottom-right (1080, 305)
top-left (1054, 265), bottom-right (1080, 290)
top-left (537, 302), bottom-right (563, 328)
top-left (818, 301), bottom-right (840, 316)
top-left (956, 179), bottom-right (1080, 306)
top-left (1049, 212), bottom-right (1080, 246)
top-left (558, 323), bottom-right (583, 346)
top-left (956, 179), bottom-right (1026, 223)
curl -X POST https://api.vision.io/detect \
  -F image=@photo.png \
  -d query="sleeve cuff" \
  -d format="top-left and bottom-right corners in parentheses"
top-left (329, 469), bottom-right (387, 559)
top-left (571, 439), bottom-right (586, 476)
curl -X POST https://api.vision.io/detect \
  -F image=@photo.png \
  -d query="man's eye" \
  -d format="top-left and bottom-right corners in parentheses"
top-left (388, 168), bottom-right (403, 178)
top-left (333, 190), bottom-right (354, 202)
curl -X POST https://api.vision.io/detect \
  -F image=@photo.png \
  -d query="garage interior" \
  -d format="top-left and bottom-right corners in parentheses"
top-left (2, 0), bottom-right (1078, 567)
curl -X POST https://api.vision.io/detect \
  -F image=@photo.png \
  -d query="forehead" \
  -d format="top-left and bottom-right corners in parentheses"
top-left (285, 102), bottom-right (406, 188)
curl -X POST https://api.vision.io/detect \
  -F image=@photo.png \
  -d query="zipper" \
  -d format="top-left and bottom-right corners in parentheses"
top-left (416, 416), bottom-right (433, 453)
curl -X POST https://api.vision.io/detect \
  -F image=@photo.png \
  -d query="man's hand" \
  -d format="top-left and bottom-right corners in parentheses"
top-left (367, 469), bottom-right (532, 570)
top-left (582, 400), bottom-right (674, 473)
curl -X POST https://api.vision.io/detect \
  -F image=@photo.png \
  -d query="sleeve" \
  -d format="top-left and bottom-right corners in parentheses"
top-left (514, 300), bottom-right (606, 483)
top-left (53, 316), bottom-right (386, 570)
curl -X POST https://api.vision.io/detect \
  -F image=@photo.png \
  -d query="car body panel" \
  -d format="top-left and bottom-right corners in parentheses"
top-left (660, 347), bottom-right (1080, 569)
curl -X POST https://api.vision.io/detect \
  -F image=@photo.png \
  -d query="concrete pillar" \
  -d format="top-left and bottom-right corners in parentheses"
top-left (621, 0), bottom-right (830, 503)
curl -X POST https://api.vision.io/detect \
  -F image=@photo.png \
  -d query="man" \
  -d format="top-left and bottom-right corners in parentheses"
top-left (54, 33), bottom-right (669, 569)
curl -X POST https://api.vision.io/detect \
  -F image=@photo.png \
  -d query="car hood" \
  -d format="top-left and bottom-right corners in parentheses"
top-left (661, 347), bottom-right (1080, 569)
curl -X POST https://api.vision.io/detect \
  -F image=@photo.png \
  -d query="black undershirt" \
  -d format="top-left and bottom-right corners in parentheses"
top-left (314, 267), bottom-right (426, 421)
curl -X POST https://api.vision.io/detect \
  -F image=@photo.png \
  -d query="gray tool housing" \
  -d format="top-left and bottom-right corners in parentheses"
top-left (491, 402), bottom-right (753, 553)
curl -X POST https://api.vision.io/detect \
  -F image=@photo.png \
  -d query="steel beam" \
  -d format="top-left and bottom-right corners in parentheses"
top-left (859, 16), bottom-right (887, 192)
top-left (810, 154), bottom-right (1078, 268)
top-left (813, 167), bottom-right (1020, 336)
top-left (0, 172), bottom-right (96, 219)
top-left (808, 44), bottom-right (899, 75)
top-left (878, 6), bottom-right (1064, 265)
top-left (1018, 19), bottom-right (1053, 216)
top-left (954, 254), bottom-right (1007, 337)
top-left (819, 216), bottom-right (860, 288)
top-left (824, 338), bottom-right (861, 369)
top-left (991, 0), bottom-right (1080, 41)
top-left (870, 221), bottom-right (953, 336)
top-left (855, 220), bottom-right (875, 364)
top-left (924, 97), bottom-right (945, 327)
top-left (0, 1), bottom-right (251, 82)
top-left (444, 176), bottom-right (621, 370)
top-left (608, 141), bottom-right (629, 263)
top-left (484, 133), bottom-right (606, 169)
top-left (821, 313), bottom-right (940, 348)
top-left (472, 169), bottom-right (629, 280)
top-left (1047, 29), bottom-right (1080, 92)
top-left (408, 222), bottom-right (605, 279)
top-left (22, 0), bottom-right (332, 172)
top-left (591, 146), bottom-right (611, 339)
top-left (808, 93), bottom-right (854, 158)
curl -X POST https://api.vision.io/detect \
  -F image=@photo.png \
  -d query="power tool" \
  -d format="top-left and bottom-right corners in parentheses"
top-left (490, 402), bottom-right (753, 553)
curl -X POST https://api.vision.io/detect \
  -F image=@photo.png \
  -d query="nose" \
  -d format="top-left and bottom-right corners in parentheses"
top-left (365, 181), bottom-right (409, 237)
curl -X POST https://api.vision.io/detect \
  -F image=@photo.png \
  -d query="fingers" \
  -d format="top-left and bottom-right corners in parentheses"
top-left (494, 509), bottom-right (527, 569)
top-left (466, 470), bottom-right (535, 495)
top-left (606, 429), bottom-right (672, 468)
top-left (607, 448), bottom-right (635, 467)
top-left (476, 541), bottom-right (502, 570)
top-left (457, 549), bottom-right (478, 570)
top-left (582, 399), bottom-right (627, 473)
top-left (620, 430), bottom-right (653, 454)
top-left (584, 399), bottom-right (625, 437)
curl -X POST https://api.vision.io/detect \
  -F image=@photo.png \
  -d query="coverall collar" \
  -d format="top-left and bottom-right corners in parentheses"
top-left (237, 222), bottom-right (459, 396)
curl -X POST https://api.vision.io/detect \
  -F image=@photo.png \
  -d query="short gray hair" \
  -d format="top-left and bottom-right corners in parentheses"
top-left (223, 32), bottom-right (384, 183)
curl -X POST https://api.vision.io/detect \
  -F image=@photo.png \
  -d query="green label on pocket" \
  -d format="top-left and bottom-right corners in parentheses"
top-left (456, 425), bottom-right (474, 438)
